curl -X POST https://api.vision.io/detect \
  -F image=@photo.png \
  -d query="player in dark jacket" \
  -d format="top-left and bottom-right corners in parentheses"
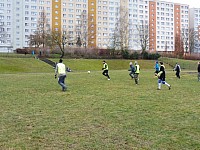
top-left (102, 60), bottom-right (110, 80)
top-left (173, 63), bottom-right (181, 79)
top-left (128, 62), bottom-right (135, 79)
top-left (157, 62), bottom-right (171, 90)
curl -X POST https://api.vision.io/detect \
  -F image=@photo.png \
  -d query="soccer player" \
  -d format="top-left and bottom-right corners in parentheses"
top-left (173, 63), bottom-right (181, 79)
top-left (154, 61), bottom-right (160, 76)
top-left (134, 61), bottom-right (140, 85)
top-left (102, 60), bottom-right (110, 80)
top-left (55, 59), bottom-right (67, 91)
top-left (157, 62), bottom-right (171, 90)
top-left (128, 62), bottom-right (135, 79)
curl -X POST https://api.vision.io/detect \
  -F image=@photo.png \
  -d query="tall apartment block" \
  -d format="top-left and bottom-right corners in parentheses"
top-left (0, 0), bottom-right (52, 52)
top-left (0, 0), bottom-right (191, 53)
top-left (189, 8), bottom-right (200, 53)
top-left (149, 0), bottom-right (189, 52)
top-left (128, 0), bottom-right (149, 50)
top-left (0, 0), bottom-right (12, 52)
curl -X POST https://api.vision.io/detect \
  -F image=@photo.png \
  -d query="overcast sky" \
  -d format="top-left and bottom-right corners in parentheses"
top-left (165, 0), bottom-right (200, 8)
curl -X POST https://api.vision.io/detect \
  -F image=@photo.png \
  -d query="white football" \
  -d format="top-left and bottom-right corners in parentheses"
top-left (88, 71), bottom-right (90, 74)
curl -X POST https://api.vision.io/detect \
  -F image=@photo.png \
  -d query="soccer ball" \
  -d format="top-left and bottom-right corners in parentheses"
top-left (87, 71), bottom-right (90, 74)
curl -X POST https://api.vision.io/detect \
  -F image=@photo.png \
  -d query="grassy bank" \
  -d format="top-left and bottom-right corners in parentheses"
top-left (159, 57), bottom-right (199, 70)
top-left (1, 58), bottom-right (200, 149)
top-left (0, 57), bottom-right (170, 74)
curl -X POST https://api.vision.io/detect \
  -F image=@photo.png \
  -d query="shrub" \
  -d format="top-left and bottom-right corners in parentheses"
top-left (148, 53), bottom-right (161, 60)
top-left (121, 49), bottom-right (130, 59)
top-left (141, 51), bottom-right (149, 59)
top-left (130, 51), bottom-right (139, 59)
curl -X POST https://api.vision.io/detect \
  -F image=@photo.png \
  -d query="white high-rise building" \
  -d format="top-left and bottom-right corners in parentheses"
top-left (0, 0), bottom-right (12, 52)
top-left (0, 0), bottom-right (192, 53)
top-left (128, 0), bottom-right (149, 50)
top-left (149, 0), bottom-right (189, 52)
top-left (190, 8), bottom-right (200, 53)
top-left (12, 0), bottom-right (52, 51)
top-left (96, 0), bottom-right (120, 49)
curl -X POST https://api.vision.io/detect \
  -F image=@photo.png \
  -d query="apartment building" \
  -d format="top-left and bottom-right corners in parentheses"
top-left (0, 0), bottom-right (192, 53)
top-left (13, 0), bottom-right (52, 51)
top-left (149, 0), bottom-right (189, 52)
top-left (0, 0), bottom-right (12, 52)
top-left (128, 0), bottom-right (149, 50)
top-left (189, 8), bottom-right (200, 53)
top-left (94, 0), bottom-right (121, 48)
top-left (0, 0), bottom-right (52, 52)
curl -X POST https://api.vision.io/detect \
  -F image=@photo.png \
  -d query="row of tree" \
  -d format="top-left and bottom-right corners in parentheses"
top-left (26, 9), bottom-right (198, 59)
top-left (27, 8), bottom-right (151, 58)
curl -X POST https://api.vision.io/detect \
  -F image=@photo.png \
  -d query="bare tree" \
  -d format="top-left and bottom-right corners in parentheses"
top-left (136, 22), bottom-right (149, 53)
top-left (188, 28), bottom-right (198, 54)
top-left (110, 6), bottom-right (129, 50)
top-left (50, 30), bottom-right (70, 58)
top-left (28, 10), bottom-right (50, 49)
top-left (181, 27), bottom-right (189, 54)
top-left (76, 35), bottom-right (82, 47)
top-left (75, 11), bottom-right (88, 48)
top-left (28, 31), bottom-right (41, 48)
top-left (174, 33), bottom-right (184, 57)
top-left (38, 10), bottom-right (51, 48)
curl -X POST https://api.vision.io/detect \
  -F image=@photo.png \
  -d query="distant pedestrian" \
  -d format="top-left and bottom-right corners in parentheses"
top-left (134, 61), bottom-right (140, 85)
top-left (102, 60), bottom-right (110, 80)
top-left (173, 63), bottom-right (181, 79)
top-left (157, 62), bottom-right (171, 90)
top-left (154, 60), bottom-right (160, 76)
top-left (55, 59), bottom-right (67, 91)
top-left (198, 61), bottom-right (200, 81)
top-left (128, 62), bottom-right (135, 79)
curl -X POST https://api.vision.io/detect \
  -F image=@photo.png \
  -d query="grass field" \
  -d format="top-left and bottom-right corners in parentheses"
top-left (0, 58), bottom-right (200, 149)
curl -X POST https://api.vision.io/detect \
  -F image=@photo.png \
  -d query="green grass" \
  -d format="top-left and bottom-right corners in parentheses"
top-left (50, 59), bottom-right (166, 71)
top-left (0, 53), bottom-right (35, 58)
top-left (159, 57), bottom-right (199, 70)
top-left (0, 58), bottom-right (53, 73)
top-left (0, 58), bottom-right (200, 149)
top-left (0, 57), bottom-right (163, 73)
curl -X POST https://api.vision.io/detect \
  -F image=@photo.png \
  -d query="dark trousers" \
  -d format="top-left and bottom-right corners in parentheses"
top-left (134, 73), bottom-right (139, 84)
top-left (102, 70), bottom-right (110, 79)
top-left (129, 72), bottom-right (134, 79)
top-left (176, 71), bottom-right (180, 79)
top-left (58, 75), bottom-right (66, 90)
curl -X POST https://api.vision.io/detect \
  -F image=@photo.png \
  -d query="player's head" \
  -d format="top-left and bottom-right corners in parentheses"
top-left (160, 62), bottom-right (163, 65)
top-left (129, 62), bottom-right (133, 65)
top-left (135, 61), bottom-right (138, 65)
top-left (103, 60), bottom-right (106, 64)
top-left (59, 59), bottom-right (63, 63)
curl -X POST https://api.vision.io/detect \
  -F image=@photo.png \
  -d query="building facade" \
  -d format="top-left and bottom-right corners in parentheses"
top-left (149, 0), bottom-right (189, 52)
top-left (0, 0), bottom-right (12, 52)
top-left (190, 8), bottom-right (200, 53)
top-left (0, 0), bottom-right (192, 53)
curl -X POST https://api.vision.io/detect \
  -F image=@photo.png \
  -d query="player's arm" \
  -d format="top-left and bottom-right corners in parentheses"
top-left (157, 71), bottom-right (163, 77)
